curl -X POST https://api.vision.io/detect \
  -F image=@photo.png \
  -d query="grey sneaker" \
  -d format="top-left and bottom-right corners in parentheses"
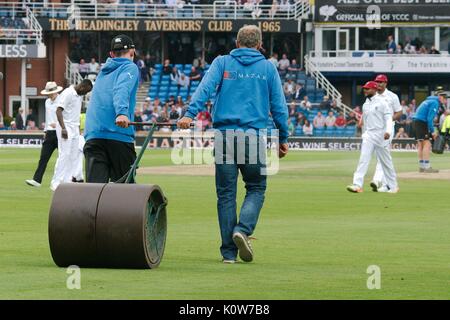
top-left (423, 167), bottom-right (439, 173)
top-left (25, 179), bottom-right (41, 187)
top-left (232, 232), bottom-right (253, 262)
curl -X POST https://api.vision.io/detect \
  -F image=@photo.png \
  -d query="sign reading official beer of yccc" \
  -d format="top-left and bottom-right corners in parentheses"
top-left (315, 0), bottom-right (450, 24)
top-left (38, 18), bottom-right (300, 33)
top-left (0, 44), bottom-right (47, 58)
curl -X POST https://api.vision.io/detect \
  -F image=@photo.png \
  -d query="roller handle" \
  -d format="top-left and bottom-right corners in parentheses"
top-left (128, 121), bottom-right (195, 127)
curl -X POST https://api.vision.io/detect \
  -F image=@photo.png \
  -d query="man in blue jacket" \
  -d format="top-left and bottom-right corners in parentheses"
top-left (84, 35), bottom-right (139, 182)
top-left (412, 91), bottom-right (447, 173)
top-left (178, 25), bottom-right (289, 264)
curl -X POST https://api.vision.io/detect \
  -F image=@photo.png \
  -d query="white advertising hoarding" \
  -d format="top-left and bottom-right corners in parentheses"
top-left (310, 55), bottom-right (450, 73)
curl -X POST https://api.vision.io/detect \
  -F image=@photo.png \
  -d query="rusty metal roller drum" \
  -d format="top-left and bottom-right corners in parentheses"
top-left (48, 183), bottom-right (105, 267)
top-left (48, 183), bottom-right (167, 269)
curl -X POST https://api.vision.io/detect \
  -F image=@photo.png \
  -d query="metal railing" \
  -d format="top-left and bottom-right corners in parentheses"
top-left (310, 50), bottom-right (450, 58)
top-left (304, 54), bottom-right (353, 116)
top-left (0, 1), bottom-right (310, 21)
top-left (65, 55), bottom-right (83, 87)
top-left (0, 4), bottom-right (42, 43)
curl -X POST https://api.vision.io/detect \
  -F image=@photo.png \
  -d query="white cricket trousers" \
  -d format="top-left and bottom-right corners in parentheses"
top-left (73, 135), bottom-right (85, 181)
top-left (51, 127), bottom-right (80, 190)
top-left (373, 124), bottom-right (395, 185)
top-left (353, 138), bottom-right (398, 190)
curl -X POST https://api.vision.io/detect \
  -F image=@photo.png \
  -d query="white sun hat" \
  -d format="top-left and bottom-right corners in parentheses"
top-left (41, 81), bottom-right (63, 95)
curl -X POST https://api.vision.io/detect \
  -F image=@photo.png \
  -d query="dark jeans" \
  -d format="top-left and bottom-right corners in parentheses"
top-left (84, 138), bottom-right (136, 183)
top-left (214, 131), bottom-right (267, 260)
top-left (33, 130), bottom-right (58, 183)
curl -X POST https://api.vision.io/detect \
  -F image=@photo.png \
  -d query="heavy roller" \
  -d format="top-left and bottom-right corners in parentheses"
top-left (48, 122), bottom-right (172, 269)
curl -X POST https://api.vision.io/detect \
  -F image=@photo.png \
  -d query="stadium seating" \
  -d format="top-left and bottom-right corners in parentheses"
top-left (147, 65), bottom-right (358, 138)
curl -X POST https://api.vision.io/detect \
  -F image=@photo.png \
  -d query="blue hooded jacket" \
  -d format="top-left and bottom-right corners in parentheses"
top-left (413, 96), bottom-right (440, 130)
top-left (185, 48), bottom-right (289, 143)
top-left (85, 57), bottom-right (139, 143)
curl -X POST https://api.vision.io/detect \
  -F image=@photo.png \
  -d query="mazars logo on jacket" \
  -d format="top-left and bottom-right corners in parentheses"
top-left (223, 71), bottom-right (267, 81)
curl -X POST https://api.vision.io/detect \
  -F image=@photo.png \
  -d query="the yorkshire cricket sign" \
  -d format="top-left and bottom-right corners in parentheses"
top-left (38, 18), bottom-right (299, 33)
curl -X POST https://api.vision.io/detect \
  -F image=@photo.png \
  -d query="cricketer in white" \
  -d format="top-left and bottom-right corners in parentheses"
top-left (347, 81), bottom-right (399, 193)
top-left (371, 74), bottom-right (403, 191)
top-left (50, 80), bottom-right (92, 191)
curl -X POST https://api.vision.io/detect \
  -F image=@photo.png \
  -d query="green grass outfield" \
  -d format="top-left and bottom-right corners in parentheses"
top-left (1, 148), bottom-right (449, 299)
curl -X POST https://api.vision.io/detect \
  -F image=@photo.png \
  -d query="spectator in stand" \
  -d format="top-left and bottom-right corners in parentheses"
top-left (395, 127), bottom-right (409, 138)
top-left (335, 112), bottom-right (346, 128)
top-left (300, 95), bottom-right (311, 110)
top-left (303, 119), bottom-right (313, 136)
top-left (197, 106), bottom-right (212, 131)
top-left (15, 107), bottom-right (24, 130)
top-left (296, 112), bottom-right (306, 126)
top-left (175, 96), bottom-right (184, 109)
top-left (143, 98), bottom-right (153, 119)
top-left (26, 109), bottom-right (36, 128)
top-left (283, 79), bottom-right (295, 100)
top-left (419, 45), bottom-right (428, 54)
top-left (346, 111), bottom-right (358, 126)
top-left (288, 101), bottom-right (297, 118)
top-left (156, 110), bottom-right (169, 124)
top-left (167, 95), bottom-right (176, 107)
top-left (170, 66), bottom-right (181, 85)
top-left (288, 118), bottom-right (295, 136)
top-left (89, 58), bottom-right (100, 74)
top-left (353, 105), bottom-right (362, 118)
top-left (268, 53), bottom-right (279, 69)
top-left (292, 83), bottom-right (305, 102)
top-left (136, 55), bottom-right (147, 84)
top-left (189, 66), bottom-right (202, 82)
top-left (387, 35), bottom-right (397, 54)
top-left (286, 59), bottom-right (301, 80)
top-left (169, 105), bottom-right (180, 120)
top-left (178, 73), bottom-right (190, 89)
top-left (153, 97), bottom-right (162, 113)
top-left (400, 99), bottom-right (408, 114)
top-left (278, 53), bottom-right (290, 72)
top-left (325, 111), bottom-right (336, 127)
top-left (319, 95), bottom-right (332, 111)
top-left (134, 109), bottom-right (144, 131)
top-left (78, 58), bottom-right (90, 78)
top-left (10, 121), bottom-right (17, 130)
top-left (162, 59), bottom-right (172, 75)
top-left (27, 120), bottom-right (38, 131)
top-left (410, 99), bottom-right (417, 112)
top-left (396, 44), bottom-right (403, 54)
top-left (313, 111), bottom-right (326, 129)
top-left (430, 46), bottom-right (440, 54)
top-left (404, 37), bottom-right (415, 53)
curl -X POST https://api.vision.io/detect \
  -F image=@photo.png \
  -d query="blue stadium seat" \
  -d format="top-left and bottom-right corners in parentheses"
top-left (315, 129), bottom-right (325, 137)
top-left (154, 64), bottom-right (163, 70)
top-left (325, 127), bottom-right (335, 137)
top-left (294, 126), bottom-right (303, 136)
top-left (335, 127), bottom-right (345, 137)
top-left (345, 126), bottom-right (357, 137)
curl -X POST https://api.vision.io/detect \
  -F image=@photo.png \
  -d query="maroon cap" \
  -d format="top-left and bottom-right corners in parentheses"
top-left (374, 74), bottom-right (388, 83)
top-left (362, 81), bottom-right (378, 90)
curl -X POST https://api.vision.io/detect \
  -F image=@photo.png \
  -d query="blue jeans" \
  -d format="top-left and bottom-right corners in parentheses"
top-left (214, 131), bottom-right (267, 260)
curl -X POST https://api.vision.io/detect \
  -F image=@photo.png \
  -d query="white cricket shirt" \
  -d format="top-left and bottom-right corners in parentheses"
top-left (362, 95), bottom-right (393, 144)
top-left (56, 86), bottom-right (82, 127)
top-left (44, 96), bottom-right (59, 131)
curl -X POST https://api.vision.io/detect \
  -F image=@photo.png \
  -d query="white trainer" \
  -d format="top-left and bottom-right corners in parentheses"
top-left (25, 179), bottom-right (41, 187)
top-left (378, 186), bottom-right (399, 193)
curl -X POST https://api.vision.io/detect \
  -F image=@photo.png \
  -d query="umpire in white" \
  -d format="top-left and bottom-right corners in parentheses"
top-left (347, 81), bottom-right (399, 194)
top-left (26, 82), bottom-right (63, 187)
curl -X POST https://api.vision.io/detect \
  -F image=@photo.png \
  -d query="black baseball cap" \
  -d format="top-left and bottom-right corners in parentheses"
top-left (111, 34), bottom-right (135, 51)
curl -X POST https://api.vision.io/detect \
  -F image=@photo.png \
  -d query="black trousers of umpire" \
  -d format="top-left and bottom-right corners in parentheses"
top-left (33, 130), bottom-right (58, 183)
top-left (84, 138), bottom-right (136, 183)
